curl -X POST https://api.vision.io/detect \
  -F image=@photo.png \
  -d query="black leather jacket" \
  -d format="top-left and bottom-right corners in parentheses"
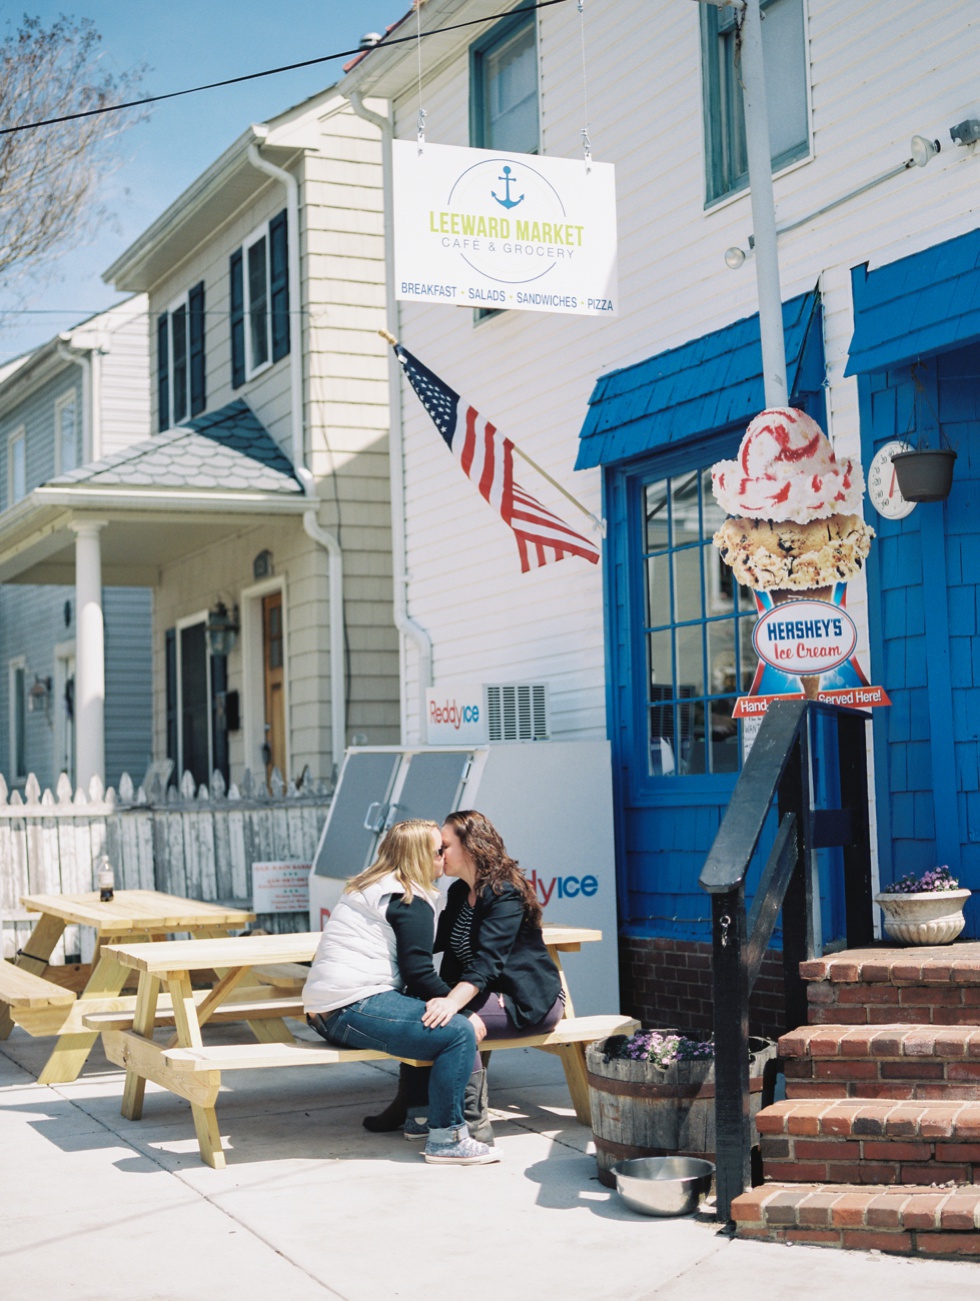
top-left (436, 878), bottom-right (561, 1029)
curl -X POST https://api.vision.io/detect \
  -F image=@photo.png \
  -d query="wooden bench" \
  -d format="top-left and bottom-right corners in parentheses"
top-left (0, 960), bottom-right (76, 1037)
top-left (99, 1012), bottom-right (638, 1155)
top-left (0, 957), bottom-right (76, 1025)
top-left (83, 991), bottom-right (305, 1034)
top-left (95, 930), bottom-right (630, 1168)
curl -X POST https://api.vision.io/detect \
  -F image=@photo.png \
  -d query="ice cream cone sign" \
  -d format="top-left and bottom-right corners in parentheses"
top-left (711, 408), bottom-right (890, 727)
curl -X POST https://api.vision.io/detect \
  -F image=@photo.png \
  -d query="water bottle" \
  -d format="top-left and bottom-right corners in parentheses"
top-left (97, 856), bottom-right (114, 902)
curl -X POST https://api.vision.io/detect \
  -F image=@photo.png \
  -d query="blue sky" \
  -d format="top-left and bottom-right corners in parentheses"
top-left (0, 1), bottom-right (404, 360)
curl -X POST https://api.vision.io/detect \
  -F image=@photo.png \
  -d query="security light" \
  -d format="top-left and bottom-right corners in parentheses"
top-left (910, 135), bottom-right (941, 167)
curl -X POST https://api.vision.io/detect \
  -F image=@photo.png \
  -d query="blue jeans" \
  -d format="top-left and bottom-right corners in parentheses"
top-left (310, 990), bottom-right (476, 1131)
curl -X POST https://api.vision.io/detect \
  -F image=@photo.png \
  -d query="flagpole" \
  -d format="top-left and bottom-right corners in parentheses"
top-left (378, 329), bottom-right (606, 538)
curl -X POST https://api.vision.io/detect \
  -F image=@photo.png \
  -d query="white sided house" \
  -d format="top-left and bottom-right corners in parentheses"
top-left (0, 297), bottom-right (152, 793)
top-left (341, 0), bottom-right (980, 1026)
top-left (0, 87), bottom-right (400, 801)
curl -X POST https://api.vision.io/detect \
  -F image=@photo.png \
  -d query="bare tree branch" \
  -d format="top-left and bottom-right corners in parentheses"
top-left (0, 15), bottom-right (145, 290)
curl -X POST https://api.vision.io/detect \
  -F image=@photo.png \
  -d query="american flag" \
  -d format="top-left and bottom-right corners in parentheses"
top-left (394, 344), bottom-right (601, 573)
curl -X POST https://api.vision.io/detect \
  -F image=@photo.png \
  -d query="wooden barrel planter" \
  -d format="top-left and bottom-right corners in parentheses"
top-left (586, 1035), bottom-right (777, 1188)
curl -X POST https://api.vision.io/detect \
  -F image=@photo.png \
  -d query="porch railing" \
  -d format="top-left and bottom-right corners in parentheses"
top-left (698, 699), bottom-right (874, 1221)
top-left (0, 768), bottom-right (331, 962)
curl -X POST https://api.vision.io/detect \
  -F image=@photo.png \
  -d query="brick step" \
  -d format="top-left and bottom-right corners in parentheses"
top-left (757, 1098), bottom-right (980, 1184)
top-left (802, 944), bottom-right (980, 1026)
top-left (780, 1023), bottom-right (980, 1100)
top-left (732, 1183), bottom-right (980, 1256)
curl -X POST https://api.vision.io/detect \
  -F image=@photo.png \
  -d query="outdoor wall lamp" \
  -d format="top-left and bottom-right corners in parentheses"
top-left (205, 601), bottom-right (240, 658)
top-left (724, 235), bottom-right (755, 271)
top-left (910, 134), bottom-right (941, 167)
top-left (27, 675), bottom-right (52, 715)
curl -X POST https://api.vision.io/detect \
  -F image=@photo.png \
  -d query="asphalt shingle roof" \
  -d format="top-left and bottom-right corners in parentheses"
top-left (49, 399), bottom-right (302, 494)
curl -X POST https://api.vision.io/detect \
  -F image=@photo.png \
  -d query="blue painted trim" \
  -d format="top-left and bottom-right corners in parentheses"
top-left (920, 512), bottom-right (960, 865)
top-left (577, 291), bottom-right (821, 470)
top-left (602, 466), bottom-right (632, 929)
top-left (845, 228), bottom-right (980, 377)
top-left (857, 374), bottom-right (895, 886)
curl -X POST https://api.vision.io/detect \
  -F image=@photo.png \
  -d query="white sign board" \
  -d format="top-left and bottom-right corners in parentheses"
top-left (393, 141), bottom-right (617, 317)
top-left (252, 861), bottom-right (310, 914)
top-left (425, 685), bottom-right (488, 745)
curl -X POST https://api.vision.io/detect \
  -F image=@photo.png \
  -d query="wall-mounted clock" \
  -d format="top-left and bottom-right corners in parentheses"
top-left (868, 441), bottom-right (916, 520)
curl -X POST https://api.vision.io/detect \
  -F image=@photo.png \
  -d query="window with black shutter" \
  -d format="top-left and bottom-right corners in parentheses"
top-left (231, 208), bottom-right (290, 381)
top-left (230, 250), bottom-right (245, 389)
top-left (171, 302), bottom-right (188, 425)
top-left (269, 209), bottom-right (290, 362)
top-left (165, 627), bottom-right (178, 772)
top-left (247, 237), bottom-right (269, 370)
top-left (157, 313), bottom-right (170, 431)
top-left (189, 280), bottom-right (206, 416)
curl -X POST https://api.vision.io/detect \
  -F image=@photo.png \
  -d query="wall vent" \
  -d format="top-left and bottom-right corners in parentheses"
top-left (484, 683), bottom-right (550, 742)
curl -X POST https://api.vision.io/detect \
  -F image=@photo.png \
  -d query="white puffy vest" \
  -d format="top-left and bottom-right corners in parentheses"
top-left (302, 872), bottom-right (440, 1015)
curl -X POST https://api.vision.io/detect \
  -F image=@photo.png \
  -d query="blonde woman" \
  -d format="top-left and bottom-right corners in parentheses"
top-left (303, 819), bottom-right (497, 1166)
top-left (365, 810), bottom-right (563, 1143)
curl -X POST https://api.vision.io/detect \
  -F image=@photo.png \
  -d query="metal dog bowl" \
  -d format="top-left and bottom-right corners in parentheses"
top-left (611, 1156), bottom-right (715, 1217)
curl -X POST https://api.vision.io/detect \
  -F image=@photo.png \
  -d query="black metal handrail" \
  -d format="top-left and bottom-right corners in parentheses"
top-left (698, 698), bottom-right (873, 1221)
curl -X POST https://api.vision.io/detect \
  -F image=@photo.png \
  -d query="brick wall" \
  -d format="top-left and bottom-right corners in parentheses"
top-left (619, 936), bottom-right (787, 1040)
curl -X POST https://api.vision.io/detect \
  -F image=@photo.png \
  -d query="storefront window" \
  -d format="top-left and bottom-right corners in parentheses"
top-left (643, 466), bottom-right (756, 776)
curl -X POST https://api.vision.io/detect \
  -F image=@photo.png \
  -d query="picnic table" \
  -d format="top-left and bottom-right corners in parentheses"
top-left (94, 925), bottom-right (636, 1168)
top-left (0, 889), bottom-right (255, 1084)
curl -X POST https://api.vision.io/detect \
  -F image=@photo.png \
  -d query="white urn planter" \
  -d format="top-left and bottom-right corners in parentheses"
top-left (875, 889), bottom-right (971, 945)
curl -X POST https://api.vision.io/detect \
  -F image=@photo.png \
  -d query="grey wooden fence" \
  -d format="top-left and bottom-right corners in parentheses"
top-left (0, 768), bottom-right (331, 963)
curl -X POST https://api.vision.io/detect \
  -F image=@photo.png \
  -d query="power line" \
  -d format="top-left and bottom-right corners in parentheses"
top-left (0, 0), bottom-right (571, 138)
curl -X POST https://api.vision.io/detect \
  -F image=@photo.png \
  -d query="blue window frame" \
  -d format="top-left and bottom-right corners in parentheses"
top-left (700, 0), bottom-right (809, 205)
top-left (635, 447), bottom-right (757, 779)
top-left (471, 7), bottom-right (539, 154)
top-left (470, 7), bottom-right (539, 323)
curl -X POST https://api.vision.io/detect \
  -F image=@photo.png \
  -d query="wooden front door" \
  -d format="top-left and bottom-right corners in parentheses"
top-left (262, 592), bottom-right (285, 785)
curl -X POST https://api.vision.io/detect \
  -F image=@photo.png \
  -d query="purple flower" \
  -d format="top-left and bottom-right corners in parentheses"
top-left (888, 865), bottom-right (960, 894)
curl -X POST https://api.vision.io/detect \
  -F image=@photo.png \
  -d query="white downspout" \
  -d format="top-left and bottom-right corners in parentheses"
top-left (247, 136), bottom-right (303, 467)
top-left (247, 136), bottom-right (346, 777)
top-left (348, 90), bottom-right (433, 744)
top-left (298, 468), bottom-right (346, 779)
top-left (56, 338), bottom-right (101, 463)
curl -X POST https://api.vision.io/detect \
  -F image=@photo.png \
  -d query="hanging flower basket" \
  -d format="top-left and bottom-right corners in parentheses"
top-left (891, 448), bottom-right (957, 502)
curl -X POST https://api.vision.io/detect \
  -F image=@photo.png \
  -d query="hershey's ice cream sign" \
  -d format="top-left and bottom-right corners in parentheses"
top-left (711, 408), bottom-right (890, 728)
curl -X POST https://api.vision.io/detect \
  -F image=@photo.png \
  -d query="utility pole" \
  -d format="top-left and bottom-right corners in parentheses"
top-left (694, 0), bottom-right (788, 405)
top-left (738, 0), bottom-right (788, 405)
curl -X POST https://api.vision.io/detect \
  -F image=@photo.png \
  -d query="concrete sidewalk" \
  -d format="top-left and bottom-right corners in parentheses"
top-left (1, 1027), bottom-right (975, 1300)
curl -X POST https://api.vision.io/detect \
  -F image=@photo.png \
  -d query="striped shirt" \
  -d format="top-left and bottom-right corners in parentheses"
top-left (449, 898), bottom-right (476, 970)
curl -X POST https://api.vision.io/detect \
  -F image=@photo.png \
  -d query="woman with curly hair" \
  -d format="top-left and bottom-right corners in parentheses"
top-left (303, 818), bottom-right (498, 1165)
top-left (365, 810), bottom-right (563, 1143)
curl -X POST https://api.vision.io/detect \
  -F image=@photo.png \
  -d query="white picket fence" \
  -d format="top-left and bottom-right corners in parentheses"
top-left (0, 767), bottom-right (331, 962)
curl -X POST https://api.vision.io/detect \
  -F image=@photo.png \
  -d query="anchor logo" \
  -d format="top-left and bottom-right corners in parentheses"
top-left (491, 165), bottom-right (524, 210)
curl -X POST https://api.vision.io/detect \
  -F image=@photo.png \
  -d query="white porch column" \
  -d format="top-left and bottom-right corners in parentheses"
top-left (73, 520), bottom-right (107, 793)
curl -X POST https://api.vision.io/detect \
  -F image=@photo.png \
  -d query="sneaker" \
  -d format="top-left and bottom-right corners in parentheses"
top-left (403, 1116), bottom-right (429, 1140)
top-left (423, 1135), bottom-right (500, 1166)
